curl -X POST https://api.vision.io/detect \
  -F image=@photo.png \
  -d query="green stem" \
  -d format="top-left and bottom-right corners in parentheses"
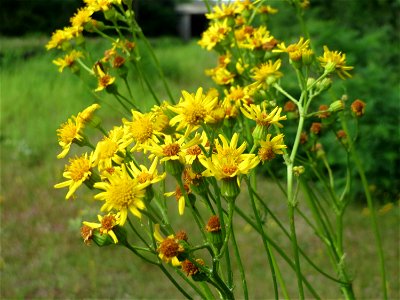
top-left (251, 187), bottom-right (347, 285)
top-left (353, 151), bottom-right (387, 299)
top-left (234, 207), bottom-right (321, 299)
top-left (133, 22), bottom-right (175, 104)
top-left (341, 114), bottom-right (387, 299)
top-left (273, 83), bottom-right (299, 105)
top-left (124, 242), bottom-right (158, 265)
top-left (246, 177), bottom-right (279, 300)
top-left (159, 263), bottom-right (194, 299)
top-left (230, 226), bottom-right (248, 300)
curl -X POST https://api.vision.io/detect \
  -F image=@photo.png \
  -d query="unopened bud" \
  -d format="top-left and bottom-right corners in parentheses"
top-left (329, 100), bottom-right (344, 112)
top-left (220, 177), bottom-right (240, 202)
top-left (293, 166), bottom-right (305, 176)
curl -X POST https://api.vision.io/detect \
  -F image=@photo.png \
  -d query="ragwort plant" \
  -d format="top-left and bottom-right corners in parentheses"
top-left (49, 0), bottom-right (388, 299)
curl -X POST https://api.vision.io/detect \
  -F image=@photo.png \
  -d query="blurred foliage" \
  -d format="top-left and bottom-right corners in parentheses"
top-left (266, 0), bottom-right (399, 202)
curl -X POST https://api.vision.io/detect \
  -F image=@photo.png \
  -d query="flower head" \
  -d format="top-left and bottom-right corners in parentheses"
top-left (56, 116), bottom-right (84, 159)
top-left (251, 60), bottom-right (283, 88)
top-left (169, 88), bottom-right (219, 133)
top-left (70, 7), bottom-right (93, 29)
top-left (351, 99), bottom-right (366, 117)
top-left (241, 103), bottom-right (287, 128)
top-left (318, 46), bottom-right (353, 79)
top-left (146, 134), bottom-right (202, 164)
top-left (258, 134), bottom-right (287, 162)
top-left (198, 19), bottom-right (231, 51)
top-left (76, 103), bottom-right (101, 125)
top-left (200, 133), bottom-right (259, 181)
top-left (154, 224), bottom-right (185, 266)
top-left (165, 184), bottom-right (191, 215)
top-left (128, 157), bottom-right (166, 185)
top-left (94, 64), bottom-right (115, 92)
top-left (53, 50), bottom-right (83, 72)
top-left (54, 152), bottom-right (93, 199)
top-left (206, 3), bottom-right (237, 20)
top-left (92, 126), bottom-right (131, 172)
top-left (94, 164), bottom-right (150, 225)
top-left (123, 110), bottom-right (160, 151)
top-left (83, 213), bottom-right (122, 244)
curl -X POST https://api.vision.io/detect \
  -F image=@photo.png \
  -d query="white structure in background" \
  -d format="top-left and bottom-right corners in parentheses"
top-left (175, 1), bottom-right (208, 41)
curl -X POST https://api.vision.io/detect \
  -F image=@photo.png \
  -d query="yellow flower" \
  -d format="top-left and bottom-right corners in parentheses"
top-left (258, 5), bottom-right (278, 14)
top-left (52, 50), bottom-right (84, 73)
top-left (94, 64), bottom-right (115, 92)
top-left (144, 133), bottom-right (202, 164)
top-left (154, 224), bottom-right (185, 266)
top-left (241, 103), bottom-right (287, 128)
top-left (273, 37), bottom-right (312, 62)
top-left (128, 157), bottom-right (166, 185)
top-left (169, 88), bottom-right (218, 133)
top-left (251, 59), bottom-right (283, 88)
top-left (200, 133), bottom-right (259, 180)
top-left (92, 126), bottom-right (131, 171)
top-left (258, 134), bottom-right (287, 162)
top-left (318, 46), bottom-right (353, 79)
top-left (46, 27), bottom-right (80, 50)
top-left (76, 103), bottom-right (101, 125)
top-left (165, 184), bottom-right (191, 215)
top-left (274, 37), bottom-right (310, 54)
top-left (70, 7), bottom-right (93, 29)
top-left (198, 19), bottom-right (231, 51)
top-left (83, 213), bottom-right (121, 244)
top-left (56, 116), bottom-right (84, 159)
top-left (94, 164), bottom-right (150, 225)
top-left (206, 3), bottom-right (237, 20)
top-left (242, 26), bottom-right (275, 50)
top-left (184, 131), bottom-right (208, 165)
top-left (123, 110), bottom-right (160, 151)
top-left (84, 0), bottom-right (116, 12)
top-left (150, 103), bottom-right (170, 132)
top-left (206, 65), bottom-right (236, 85)
top-left (224, 85), bottom-right (253, 106)
top-left (54, 152), bottom-right (93, 199)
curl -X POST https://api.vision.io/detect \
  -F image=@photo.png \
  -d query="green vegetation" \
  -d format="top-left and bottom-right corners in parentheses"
top-left (1, 35), bottom-right (399, 298)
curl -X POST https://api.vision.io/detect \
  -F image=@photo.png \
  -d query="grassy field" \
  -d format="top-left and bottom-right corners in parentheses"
top-left (1, 36), bottom-right (399, 299)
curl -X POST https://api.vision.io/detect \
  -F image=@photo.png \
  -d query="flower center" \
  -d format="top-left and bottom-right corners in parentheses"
top-left (130, 118), bottom-right (153, 143)
top-left (68, 156), bottom-right (91, 181)
top-left (258, 144), bottom-right (275, 161)
top-left (186, 145), bottom-right (202, 156)
top-left (222, 165), bottom-right (238, 175)
top-left (184, 104), bottom-right (207, 125)
top-left (101, 215), bottom-right (116, 231)
top-left (159, 238), bottom-right (180, 258)
top-left (137, 172), bottom-right (152, 184)
top-left (163, 143), bottom-right (180, 157)
top-left (98, 139), bottom-right (118, 159)
top-left (108, 178), bottom-right (137, 208)
top-left (59, 122), bottom-right (78, 144)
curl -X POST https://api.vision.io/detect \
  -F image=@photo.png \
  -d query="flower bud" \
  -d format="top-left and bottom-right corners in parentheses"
top-left (293, 166), bottom-right (305, 176)
top-left (220, 177), bottom-right (240, 201)
top-left (165, 160), bottom-right (184, 179)
top-left (316, 78), bottom-right (332, 92)
top-left (351, 99), bottom-right (366, 117)
top-left (92, 230), bottom-right (114, 247)
top-left (329, 100), bottom-right (344, 112)
top-left (306, 77), bottom-right (316, 89)
top-left (206, 215), bottom-right (223, 250)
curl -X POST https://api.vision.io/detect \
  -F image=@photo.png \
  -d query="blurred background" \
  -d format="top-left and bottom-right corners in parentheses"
top-left (1, 0), bottom-right (399, 298)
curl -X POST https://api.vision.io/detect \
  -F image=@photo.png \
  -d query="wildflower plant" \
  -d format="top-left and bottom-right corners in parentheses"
top-left (50, 0), bottom-right (389, 299)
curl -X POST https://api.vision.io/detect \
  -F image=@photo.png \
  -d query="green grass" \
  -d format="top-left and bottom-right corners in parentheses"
top-left (1, 36), bottom-right (399, 299)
